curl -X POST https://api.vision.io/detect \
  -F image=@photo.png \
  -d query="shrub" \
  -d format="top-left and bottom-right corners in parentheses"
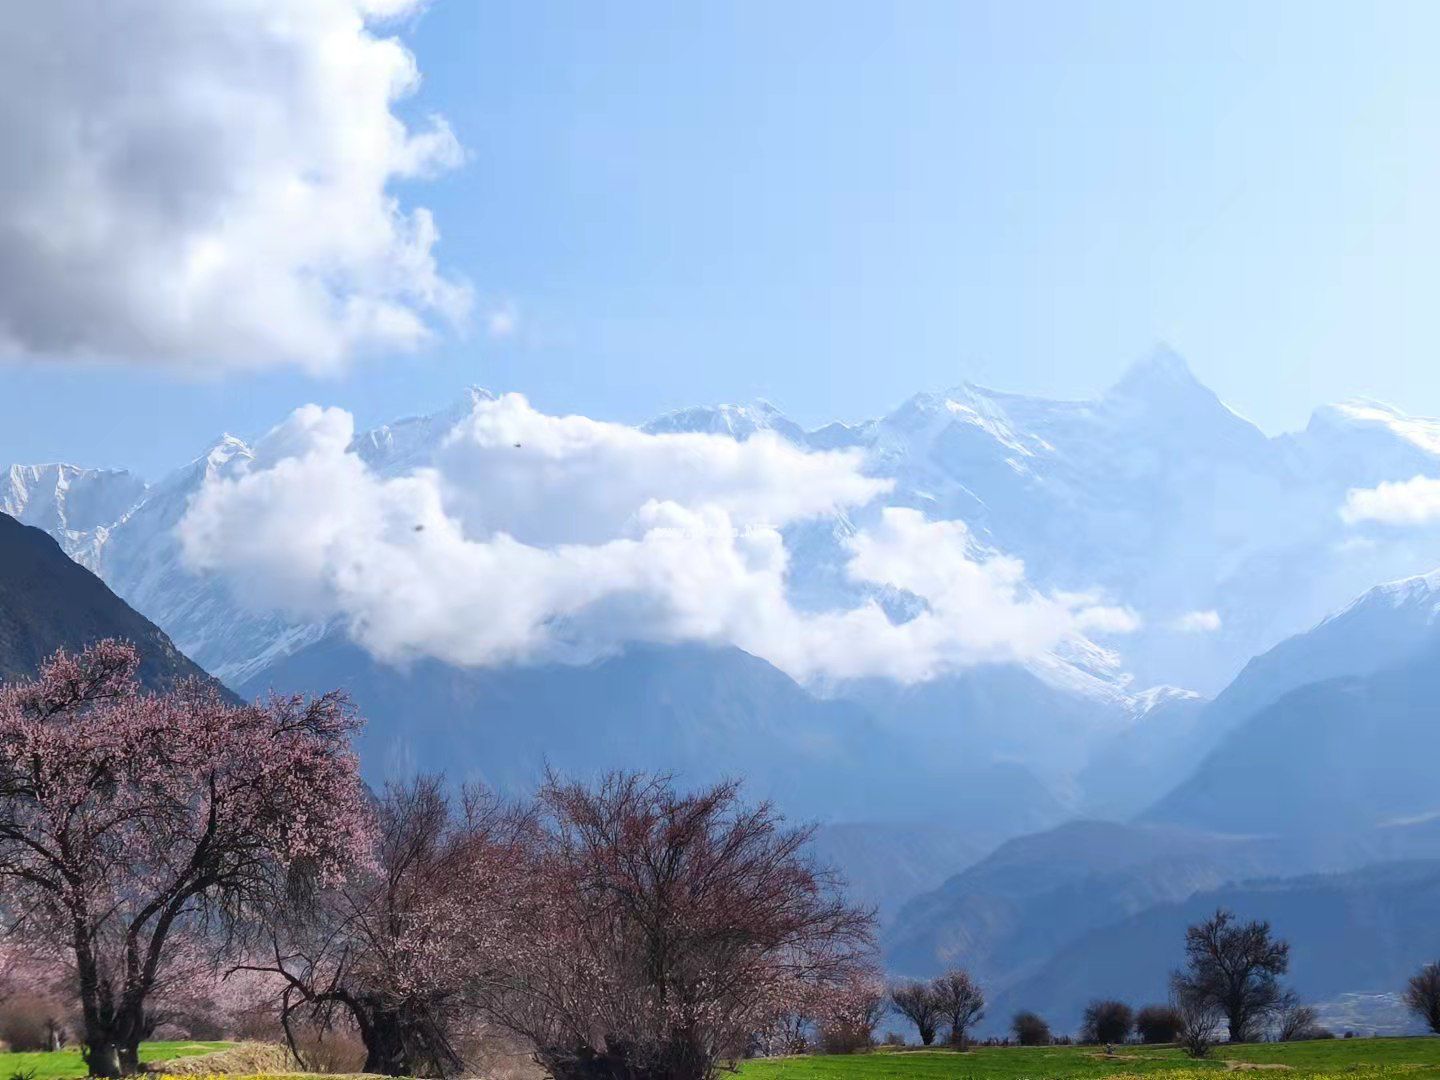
top-left (289, 1026), bottom-right (368, 1074)
top-left (1275, 996), bottom-right (1325, 1042)
top-left (1010, 1010), bottom-right (1051, 1046)
top-left (816, 1024), bottom-right (872, 1055)
top-left (1135, 1004), bottom-right (1183, 1044)
top-left (1079, 999), bottom-right (1133, 1045)
top-left (0, 992), bottom-right (68, 1052)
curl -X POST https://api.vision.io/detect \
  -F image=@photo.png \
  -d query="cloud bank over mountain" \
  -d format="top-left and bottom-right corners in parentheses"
top-left (0, 0), bottom-right (467, 371)
top-left (178, 394), bottom-right (1135, 681)
top-left (1342, 474), bottom-right (1440, 526)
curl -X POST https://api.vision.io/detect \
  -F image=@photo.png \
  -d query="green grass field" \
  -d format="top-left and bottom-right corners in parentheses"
top-left (0, 1042), bottom-right (231, 1080)
top-left (737, 1039), bottom-right (1440, 1080)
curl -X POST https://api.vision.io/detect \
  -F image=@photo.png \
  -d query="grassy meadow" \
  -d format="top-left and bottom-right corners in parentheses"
top-left (736, 1039), bottom-right (1440, 1080)
top-left (0, 1037), bottom-right (1435, 1080)
top-left (0, 1042), bottom-right (232, 1080)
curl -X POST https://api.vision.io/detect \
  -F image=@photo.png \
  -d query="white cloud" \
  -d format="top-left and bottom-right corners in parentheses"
top-left (178, 395), bottom-right (1137, 683)
top-left (1341, 476), bottom-right (1440, 526)
top-left (1171, 609), bottom-right (1222, 633)
top-left (0, 0), bottom-right (468, 372)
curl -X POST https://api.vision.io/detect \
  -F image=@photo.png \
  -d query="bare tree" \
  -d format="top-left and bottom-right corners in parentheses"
top-left (889, 981), bottom-right (942, 1046)
top-left (1173, 994), bottom-right (1221, 1059)
top-left (1010, 1010), bottom-right (1050, 1046)
top-left (1405, 961), bottom-right (1440, 1035)
top-left (481, 772), bottom-right (876, 1080)
top-left (1079, 999), bottom-right (1133, 1045)
top-left (1274, 991), bottom-right (1323, 1042)
top-left (1171, 909), bottom-right (1290, 1042)
top-left (931, 969), bottom-right (984, 1049)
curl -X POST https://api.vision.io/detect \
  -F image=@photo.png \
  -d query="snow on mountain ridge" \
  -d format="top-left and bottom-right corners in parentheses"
top-left (1, 463), bottom-right (148, 562)
top-left (13, 351), bottom-right (1440, 699)
top-left (1318, 399), bottom-right (1440, 456)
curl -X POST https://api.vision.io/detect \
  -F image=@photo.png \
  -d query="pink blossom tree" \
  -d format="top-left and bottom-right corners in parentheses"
top-left (480, 772), bottom-right (876, 1080)
top-left (0, 641), bottom-right (369, 1077)
top-left (241, 776), bottom-right (535, 1077)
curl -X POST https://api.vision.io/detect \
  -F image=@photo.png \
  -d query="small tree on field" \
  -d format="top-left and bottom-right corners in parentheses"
top-left (1079, 999), bottom-right (1133, 1045)
top-left (479, 772), bottom-right (875, 1080)
top-left (1174, 995), bottom-right (1222, 1059)
top-left (1172, 909), bottom-right (1290, 1042)
top-left (1134, 1004), bottom-right (1183, 1044)
top-left (1010, 1010), bottom-right (1050, 1046)
top-left (0, 642), bottom-right (369, 1077)
top-left (815, 971), bottom-right (888, 1054)
top-left (931, 969), bottom-right (984, 1049)
top-left (1405, 961), bottom-right (1440, 1034)
top-left (1274, 991), bottom-right (1323, 1042)
top-left (890, 981), bottom-right (942, 1046)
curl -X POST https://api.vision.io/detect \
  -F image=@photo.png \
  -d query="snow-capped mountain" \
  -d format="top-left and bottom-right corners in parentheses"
top-left (2, 463), bottom-right (147, 564)
top-left (10, 346), bottom-right (1440, 773)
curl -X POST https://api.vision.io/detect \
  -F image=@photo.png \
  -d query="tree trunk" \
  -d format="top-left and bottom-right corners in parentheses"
top-left (360, 1008), bottom-right (412, 1076)
top-left (83, 1002), bottom-right (146, 1076)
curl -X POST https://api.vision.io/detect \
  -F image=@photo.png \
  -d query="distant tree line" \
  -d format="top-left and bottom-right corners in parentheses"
top-left (884, 907), bottom-right (1440, 1055)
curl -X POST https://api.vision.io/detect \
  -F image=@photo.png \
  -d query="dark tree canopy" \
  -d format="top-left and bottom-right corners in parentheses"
top-left (1011, 1010), bottom-right (1051, 1046)
top-left (1080, 999), bottom-right (1133, 1045)
top-left (1171, 909), bottom-right (1290, 1042)
top-left (1406, 961), bottom-right (1440, 1035)
top-left (1135, 1004), bottom-right (1183, 1044)
top-left (889, 981), bottom-right (942, 1046)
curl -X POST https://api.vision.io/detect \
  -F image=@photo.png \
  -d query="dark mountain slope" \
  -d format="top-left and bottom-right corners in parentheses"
top-left (0, 512), bottom-right (216, 690)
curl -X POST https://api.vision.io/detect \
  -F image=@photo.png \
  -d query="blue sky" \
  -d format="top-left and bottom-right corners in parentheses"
top-left (5, 0), bottom-right (1440, 476)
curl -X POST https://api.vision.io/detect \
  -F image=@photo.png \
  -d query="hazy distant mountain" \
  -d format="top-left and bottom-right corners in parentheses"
top-left (0, 511), bottom-right (217, 691)
top-left (988, 859), bottom-right (1440, 1037)
top-left (1146, 645), bottom-right (1440, 836)
top-left (1076, 566), bottom-right (1440, 818)
top-left (883, 821), bottom-right (1293, 984)
top-left (237, 635), bottom-right (1074, 838)
top-left (882, 813), bottom-right (1440, 998)
top-left (809, 824), bottom-right (988, 919)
